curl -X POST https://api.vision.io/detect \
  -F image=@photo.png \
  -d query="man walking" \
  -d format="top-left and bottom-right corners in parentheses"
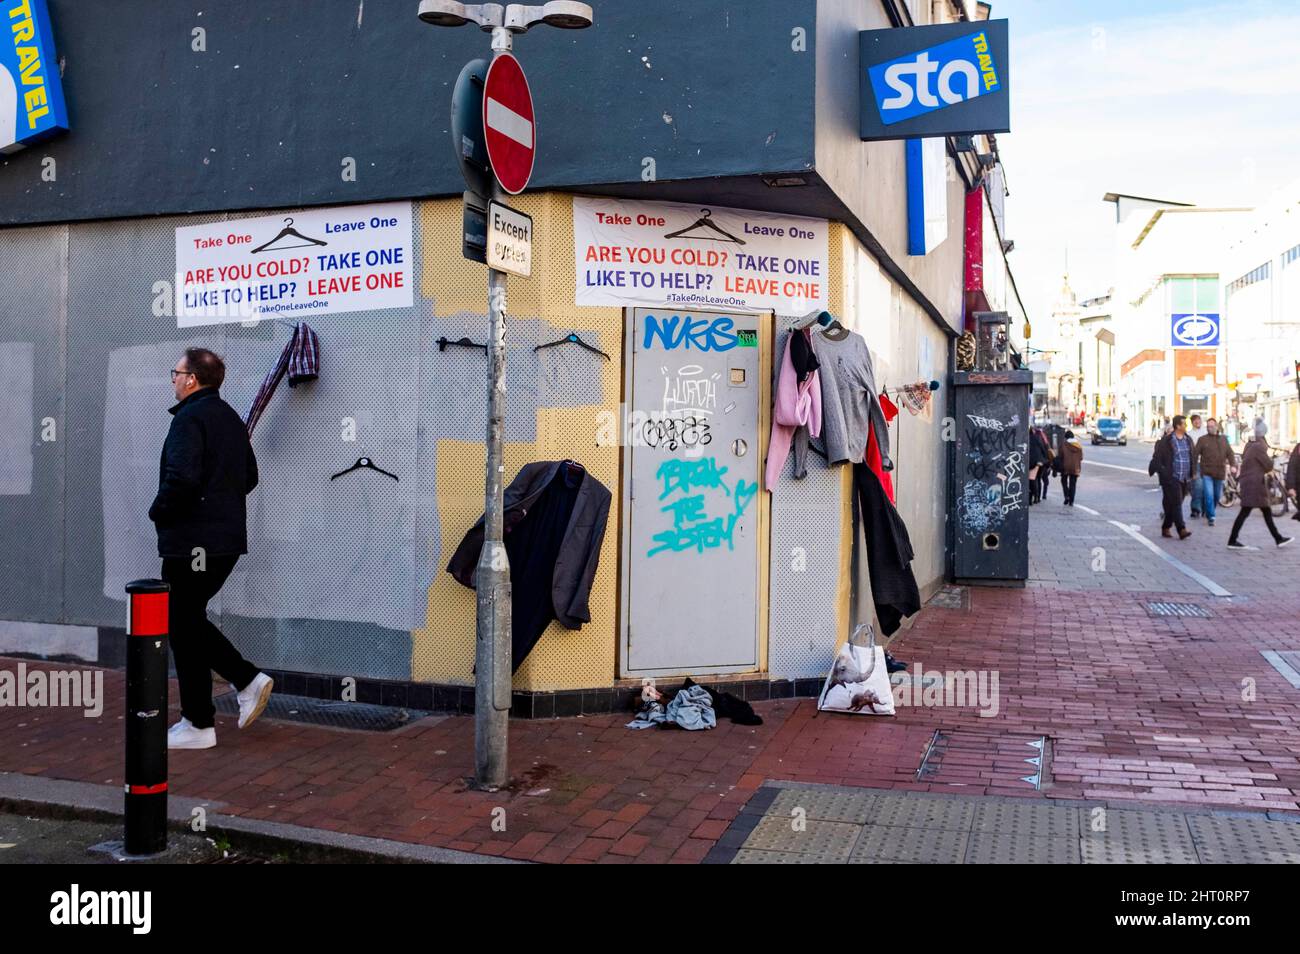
top-left (149, 348), bottom-right (273, 749)
top-left (1187, 414), bottom-right (1206, 518)
top-left (1192, 418), bottom-right (1234, 527)
top-left (1058, 429), bottom-right (1083, 506)
top-left (1150, 414), bottom-right (1193, 540)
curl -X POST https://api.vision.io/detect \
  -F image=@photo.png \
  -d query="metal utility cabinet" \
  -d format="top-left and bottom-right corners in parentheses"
top-left (951, 367), bottom-right (1034, 585)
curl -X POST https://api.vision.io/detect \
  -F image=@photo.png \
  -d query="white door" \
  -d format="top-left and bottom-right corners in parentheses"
top-left (622, 308), bottom-right (765, 675)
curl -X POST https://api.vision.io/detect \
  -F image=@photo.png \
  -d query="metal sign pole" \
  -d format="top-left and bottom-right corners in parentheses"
top-left (473, 25), bottom-right (515, 790)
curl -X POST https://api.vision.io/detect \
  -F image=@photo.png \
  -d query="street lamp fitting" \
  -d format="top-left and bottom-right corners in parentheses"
top-left (418, 1), bottom-right (593, 31)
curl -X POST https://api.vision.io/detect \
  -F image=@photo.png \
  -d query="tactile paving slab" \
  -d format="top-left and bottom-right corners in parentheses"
top-left (769, 788), bottom-right (875, 824)
top-left (732, 849), bottom-right (824, 864)
top-left (745, 815), bottom-right (859, 861)
top-left (867, 793), bottom-right (976, 831)
top-left (1080, 808), bottom-right (1198, 864)
top-left (971, 798), bottom-right (1081, 839)
top-left (725, 783), bottom-right (1300, 864)
top-left (213, 691), bottom-right (441, 732)
top-left (850, 824), bottom-right (969, 864)
top-left (966, 830), bottom-right (1080, 864)
top-left (1186, 814), bottom-right (1300, 864)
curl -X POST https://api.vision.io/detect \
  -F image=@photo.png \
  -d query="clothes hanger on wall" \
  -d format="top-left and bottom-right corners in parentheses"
top-left (795, 310), bottom-right (847, 337)
top-left (535, 332), bottom-right (610, 361)
top-left (437, 336), bottom-right (488, 353)
top-left (330, 456), bottom-right (399, 481)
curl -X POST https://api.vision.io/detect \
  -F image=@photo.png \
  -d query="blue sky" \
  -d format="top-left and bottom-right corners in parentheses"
top-left (989, 0), bottom-right (1300, 320)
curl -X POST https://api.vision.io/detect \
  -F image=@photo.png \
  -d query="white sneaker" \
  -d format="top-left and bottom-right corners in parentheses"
top-left (167, 717), bottom-right (216, 750)
top-left (236, 673), bottom-right (274, 729)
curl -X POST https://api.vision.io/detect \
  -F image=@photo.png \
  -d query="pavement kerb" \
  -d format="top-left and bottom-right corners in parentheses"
top-left (0, 771), bottom-right (522, 864)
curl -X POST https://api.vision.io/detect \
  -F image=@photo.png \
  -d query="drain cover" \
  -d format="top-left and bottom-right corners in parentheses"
top-left (927, 586), bottom-right (969, 611)
top-left (213, 691), bottom-right (442, 732)
top-left (1145, 601), bottom-right (1212, 618)
top-left (918, 729), bottom-right (1048, 790)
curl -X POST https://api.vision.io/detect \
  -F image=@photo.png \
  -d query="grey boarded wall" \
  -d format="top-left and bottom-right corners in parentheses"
top-left (0, 206), bottom-right (606, 679)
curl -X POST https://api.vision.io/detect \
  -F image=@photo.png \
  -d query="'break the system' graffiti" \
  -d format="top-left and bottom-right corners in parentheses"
top-left (646, 457), bottom-right (758, 557)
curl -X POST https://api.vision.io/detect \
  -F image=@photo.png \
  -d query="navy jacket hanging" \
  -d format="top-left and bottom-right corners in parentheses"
top-left (852, 462), bottom-right (921, 636)
top-left (448, 460), bottom-right (612, 670)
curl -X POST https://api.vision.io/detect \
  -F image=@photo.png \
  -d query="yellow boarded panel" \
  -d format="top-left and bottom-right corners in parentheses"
top-left (410, 193), bottom-right (622, 690)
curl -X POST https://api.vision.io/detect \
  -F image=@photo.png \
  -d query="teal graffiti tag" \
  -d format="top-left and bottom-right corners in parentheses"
top-left (647, 454), bottom-right (758, 557)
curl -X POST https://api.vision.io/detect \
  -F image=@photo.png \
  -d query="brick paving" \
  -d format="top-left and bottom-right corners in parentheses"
top-left (3, 443), bottom-right (1300, 862)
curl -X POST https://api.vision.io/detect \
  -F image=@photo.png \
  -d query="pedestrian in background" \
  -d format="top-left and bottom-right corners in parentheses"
top-left (1028, 426), bottom-right (1050, 504)
top-left (1192, 417), bottom-right (1234, 527)
top-left (1288, 438), bottom-right (1300, 523)
top-left (1187, 414), bottom-right (1206, 518)
top-left (1058, 430), bottom-right (1083, 506)
top-left (1149, 414), bottom-right (1193, 540)
top-left (151, 348), bottom-right (274, 749)
top-left (1227, 419), bottom-right (1293, 550)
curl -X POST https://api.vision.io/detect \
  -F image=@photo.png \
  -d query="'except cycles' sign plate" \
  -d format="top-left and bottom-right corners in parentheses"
top-left (487, 200), bottom-right (532, 277)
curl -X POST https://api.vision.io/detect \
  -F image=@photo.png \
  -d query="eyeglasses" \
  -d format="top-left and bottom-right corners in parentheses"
top-left (170, 369), bottom-right (195, 381)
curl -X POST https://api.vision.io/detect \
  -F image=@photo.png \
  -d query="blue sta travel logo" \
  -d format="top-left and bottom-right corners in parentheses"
top-left (0, 0), bottom-right (68, 153)
top-left (869, 30), bottom-right (999, 125)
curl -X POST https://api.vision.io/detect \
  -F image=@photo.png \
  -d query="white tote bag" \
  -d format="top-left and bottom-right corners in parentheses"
top-left (817, 630), bottom-right (896, 717)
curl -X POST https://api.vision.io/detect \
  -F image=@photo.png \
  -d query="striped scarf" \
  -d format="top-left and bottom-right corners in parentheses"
top-left (244, 322), bottom-right (319, 435)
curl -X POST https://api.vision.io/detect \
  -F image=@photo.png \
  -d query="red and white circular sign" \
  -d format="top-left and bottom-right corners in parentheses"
top-left (482, 53), bottom-right (535, 196)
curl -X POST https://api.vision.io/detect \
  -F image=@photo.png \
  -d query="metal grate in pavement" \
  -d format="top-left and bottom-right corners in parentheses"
top-left (213, 691), bottom-right (442, 732)
top-left (926, 585), bottom-right (970, 611)
top-left (917, 729), bottom-right (1047, 790)
top-left (1145, 601), bottom-right (1212, 618)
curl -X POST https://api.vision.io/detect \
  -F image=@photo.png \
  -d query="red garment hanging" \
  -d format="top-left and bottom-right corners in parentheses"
top-left (864, 391), bottom-right (899, 503)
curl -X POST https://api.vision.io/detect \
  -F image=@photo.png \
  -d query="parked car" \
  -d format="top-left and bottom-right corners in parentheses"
top-left (1090, 417), bottom-right (1127, 445)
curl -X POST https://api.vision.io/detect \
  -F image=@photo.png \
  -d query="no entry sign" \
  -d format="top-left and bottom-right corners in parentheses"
top-left (482, 53), bottom-right (535, 195)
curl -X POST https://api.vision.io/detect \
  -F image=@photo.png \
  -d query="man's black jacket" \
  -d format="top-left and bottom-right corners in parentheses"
top-left (1149, 431), bottom-right (1186, 486)
top-left (149, 387), bottom-right (258, 558)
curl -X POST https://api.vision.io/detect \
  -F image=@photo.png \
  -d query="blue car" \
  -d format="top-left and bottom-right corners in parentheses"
top-left (1090, 417), bottom-right (1127, 446)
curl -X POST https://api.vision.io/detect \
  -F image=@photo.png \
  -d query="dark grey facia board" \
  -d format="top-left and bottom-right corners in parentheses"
top-left (0, 0), bottom-right (816, 226)
top-left (814, 0), bottom-right (967, 334)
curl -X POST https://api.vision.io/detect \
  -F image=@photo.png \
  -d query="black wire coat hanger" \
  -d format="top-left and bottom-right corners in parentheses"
top-left (330, 456), bottom-right (399, 481)
top-left (251, 217), bottom-right (328, 254)
top-left (663, 208), bottom-right (746, 244)
top-left (535, 332), bottom-right (610, 360)
top-left (437, 336), bottom-right (488, 353)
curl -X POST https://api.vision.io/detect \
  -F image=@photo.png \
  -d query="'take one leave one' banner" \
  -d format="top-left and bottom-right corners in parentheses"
top-left (174, 202), bottom-right (414, 327)
top-left (573, 197), bottom-right (828, 314)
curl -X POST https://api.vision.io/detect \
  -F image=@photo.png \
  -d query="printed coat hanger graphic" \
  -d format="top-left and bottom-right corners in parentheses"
top-left (535, 331), bottom-right (610, 360)
top-left (663, 208), bottom-right (746, 244)
top-left (330, 456), bottom-right (399, 482)
top-left (251, 217), bottom-right (328, 254)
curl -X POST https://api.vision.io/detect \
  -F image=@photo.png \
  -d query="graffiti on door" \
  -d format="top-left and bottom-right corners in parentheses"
top-left (646, 456), bottom-right (758, 557)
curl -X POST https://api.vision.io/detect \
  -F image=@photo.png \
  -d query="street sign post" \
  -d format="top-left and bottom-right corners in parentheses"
top-left (419, 0), bottom-right (592, 792)
top-left (487, 200), bottom-right (532, 277)
top-left (482, 53), bottom-right (536, 195)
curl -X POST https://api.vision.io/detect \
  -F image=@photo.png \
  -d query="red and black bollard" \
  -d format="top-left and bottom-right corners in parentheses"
top-left (124, 578), bottom-right (170, 856)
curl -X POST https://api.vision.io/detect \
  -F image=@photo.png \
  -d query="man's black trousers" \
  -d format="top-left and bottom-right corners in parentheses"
top-left (1160, 479), bottom-right (1186, 532)
top-left (161, 555), bottom-right (258, 729)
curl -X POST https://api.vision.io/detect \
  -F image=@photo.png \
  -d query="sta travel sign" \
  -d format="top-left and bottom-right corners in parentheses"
top-left (0, 0), bottom-right (68, 153)
top-left (859, 20), bottom-right (1010, 141)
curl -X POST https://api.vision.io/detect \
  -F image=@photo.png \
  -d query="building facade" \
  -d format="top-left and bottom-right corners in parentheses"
top-left (0, 0), bottom-right (1023, 710)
